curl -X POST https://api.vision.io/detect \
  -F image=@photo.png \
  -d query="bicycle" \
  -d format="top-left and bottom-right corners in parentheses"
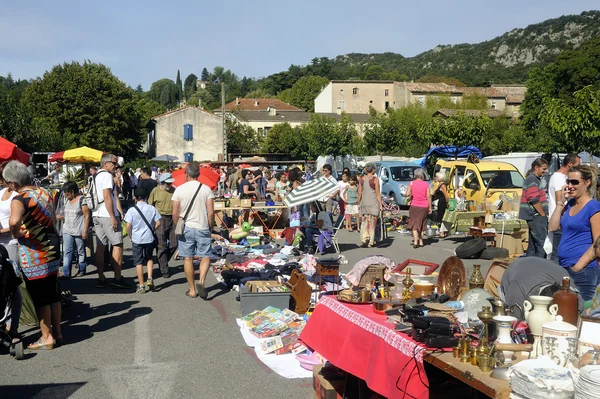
top-left (381, 196), bottom-right (400, 215)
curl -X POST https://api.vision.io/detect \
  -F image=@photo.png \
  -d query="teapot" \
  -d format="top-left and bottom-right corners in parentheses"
top-left (487, 297), bottom-right (522, 318)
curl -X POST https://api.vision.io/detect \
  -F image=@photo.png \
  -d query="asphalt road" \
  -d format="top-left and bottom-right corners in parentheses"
top-left (0, 229), bottom-right (490, 399)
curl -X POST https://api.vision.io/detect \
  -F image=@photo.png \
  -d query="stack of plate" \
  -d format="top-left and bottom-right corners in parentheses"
top-left (575, 365), bottom-right (600, 399)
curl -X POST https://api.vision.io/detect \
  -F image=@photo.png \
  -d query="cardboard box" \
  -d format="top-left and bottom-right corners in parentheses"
top-left (313, 364), bottom-right (345, 399)
top-left (214, 201), bottom-right (225, 209)
top-left (269, 229), bottom-right (284, 239)
top-left (496, 229), bottom-right (528, 255)
top-left (241, 198), bottom-right (252, 208)
top-left (239, 281), bottom-right (291, 316)
top-left (229, 198), bottom-right (241, 207)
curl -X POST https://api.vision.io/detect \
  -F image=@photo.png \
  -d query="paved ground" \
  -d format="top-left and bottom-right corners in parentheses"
top-left (0, 229), bottom-right (490, 399)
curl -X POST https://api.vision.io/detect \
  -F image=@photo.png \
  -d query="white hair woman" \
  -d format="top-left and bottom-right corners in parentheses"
top-left (432, 171), bottom-right (450, 238)
top-left (4, 160), bottom-right (62, 349)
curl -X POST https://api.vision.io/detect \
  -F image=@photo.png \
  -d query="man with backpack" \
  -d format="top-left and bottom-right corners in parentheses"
top-left (124, 187), bottom-right (161, 293)
top-left (88, 154), bottom-right (129, 288)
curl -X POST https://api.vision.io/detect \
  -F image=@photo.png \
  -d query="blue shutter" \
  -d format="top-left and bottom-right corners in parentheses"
top-left (184, 124), bottom-right (193, 141)
top-left (184, 152), bottom-right (194, 162)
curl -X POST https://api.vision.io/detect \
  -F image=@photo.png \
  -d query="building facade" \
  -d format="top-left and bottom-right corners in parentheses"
top-left (314, 81), bottom-right (526, 117)
top-left (148, 106), bottom-right (224, 162)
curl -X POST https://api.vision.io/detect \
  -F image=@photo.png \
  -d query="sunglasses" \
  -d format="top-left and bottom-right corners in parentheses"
top-left (566, 179), bottom-right (581, 186)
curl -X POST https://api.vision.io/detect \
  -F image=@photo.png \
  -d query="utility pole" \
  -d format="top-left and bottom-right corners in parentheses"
top-left (221, 82), bottom-right (227, 162)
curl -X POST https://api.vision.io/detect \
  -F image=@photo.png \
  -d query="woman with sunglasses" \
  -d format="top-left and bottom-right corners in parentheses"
top-left (549, 165), bottom-right (600, 301)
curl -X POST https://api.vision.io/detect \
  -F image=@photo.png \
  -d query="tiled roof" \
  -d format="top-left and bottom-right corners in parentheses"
top-left (234, 111), bottom-right (370, 123)
top-left (433, 108), bottom-right (508, 118)
top-left (150, 106), bottom-right (218, 120)
top-left (506, 95), bottom-right (525, 104)
top-left (218, 98), bottom-right (302, 112)
top-left (402, 82), bottom-right (459, 93)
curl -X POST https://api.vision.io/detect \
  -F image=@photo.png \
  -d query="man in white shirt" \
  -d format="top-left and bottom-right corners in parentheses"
top-left (93, 154), bottom-right (128, 288)
top-left (547, 153), bottom-right (580, 261)
top-left (172, 162), bottom-right (215, 299)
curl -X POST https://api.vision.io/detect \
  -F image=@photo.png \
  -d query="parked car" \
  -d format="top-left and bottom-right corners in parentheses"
top-left (435, 159), bottom-right (524, 204)
top-left (374, 161), bottom-right (429, 206)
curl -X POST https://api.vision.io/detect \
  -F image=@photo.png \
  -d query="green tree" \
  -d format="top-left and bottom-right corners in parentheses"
top-left (430, 112), bottom-right (491, 157)
top-left (365, 65), bottom-right (385, 80)
top-left (226, 116), bottom-right (261, 153)
top-left (262, 122), bottom-right (294, 153)
top-left (135, 84), bottom-right (144, 93)
top-left (19, 61), bottom-right (146, 155)
top-left (175, 70), bottom-right (182, 103)
top-left (200, 68), bottom-right (209, 82)
top-left (148, 78), bottom-right (178, 108)
top-left (183, 73), bottom-right (198, 100)
top-left (276, 75), bottom-right (329, 112)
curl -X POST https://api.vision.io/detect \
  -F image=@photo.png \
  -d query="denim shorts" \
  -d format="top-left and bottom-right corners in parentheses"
top-left (132, 242), bottom-right (156, 266)
top-left (177, 226), bottom-right (212, 259)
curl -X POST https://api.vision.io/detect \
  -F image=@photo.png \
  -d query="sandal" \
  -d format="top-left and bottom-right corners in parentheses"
top-left (185, 290), bottom-right (198, 298)
top-left (28, 338), bottom-right (55, 350)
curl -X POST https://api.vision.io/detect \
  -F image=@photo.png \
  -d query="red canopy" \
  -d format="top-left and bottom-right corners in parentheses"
top-left (171, 166), bottom-right (219, 190)
top-left (48, 151), bottom-right (65, 162)
top-left (0, 137), bottom-right (30, 165)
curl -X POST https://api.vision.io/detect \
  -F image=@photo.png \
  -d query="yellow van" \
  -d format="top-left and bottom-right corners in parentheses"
top-left (434, 159), bottom-right (524, 204)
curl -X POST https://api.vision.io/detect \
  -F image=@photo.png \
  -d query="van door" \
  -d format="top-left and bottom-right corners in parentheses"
top-left (447, 165), bottom-right (466, 200)
top-left (462, 166), bottom-right (483, 203)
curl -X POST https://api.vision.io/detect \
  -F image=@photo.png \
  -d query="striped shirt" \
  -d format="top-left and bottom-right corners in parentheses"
top-left (519, 173), bottom-right (548, 221)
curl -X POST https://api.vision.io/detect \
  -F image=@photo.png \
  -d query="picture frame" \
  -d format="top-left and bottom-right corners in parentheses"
top-left (577, 316), bottom-right (600, 356)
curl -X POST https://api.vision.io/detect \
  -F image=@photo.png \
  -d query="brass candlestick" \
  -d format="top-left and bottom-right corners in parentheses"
top-left (402, 268), bottom-right (414, 303)
top-left (477, 306), bottom-right (494, 357)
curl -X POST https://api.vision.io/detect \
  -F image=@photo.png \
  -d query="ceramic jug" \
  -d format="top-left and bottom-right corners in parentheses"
top-left (487, 297), bottom-right (521, 318)
top-left (523, 295), bottom-right (558, 336)
top-left (541, 316), bottom-right (577, 366)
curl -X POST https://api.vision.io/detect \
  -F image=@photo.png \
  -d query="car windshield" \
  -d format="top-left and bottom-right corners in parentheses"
top-left (390, 166), bottom-right (429, 181)
top-left (479, 171), bottom-right (524, 189)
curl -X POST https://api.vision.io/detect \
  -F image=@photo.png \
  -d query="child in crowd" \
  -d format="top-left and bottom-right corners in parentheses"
top-left (345, 175), bottom-right (359, 231)
top-left (276, 172), bottom-right (290, 201)
top-left (124, 187), bottom-right (161, 293)
top-left (58, 181), bottom-right (90, 278)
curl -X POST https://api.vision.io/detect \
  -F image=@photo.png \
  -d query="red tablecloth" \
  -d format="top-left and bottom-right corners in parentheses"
top-left (300, 296), bottom-right (429, 399)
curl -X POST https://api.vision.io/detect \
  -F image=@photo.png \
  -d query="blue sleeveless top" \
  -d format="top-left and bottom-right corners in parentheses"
top-left (558, 199), bottom-right (600, 268)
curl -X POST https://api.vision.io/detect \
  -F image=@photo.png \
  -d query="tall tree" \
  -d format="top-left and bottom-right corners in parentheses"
top-left (135, 84), bottom-right (144, 93)
top-left (19, 61), bottom-right (145, 155)
top-left (148, 78), bottom-right (177, 108)
top-left (175, 70), bottom-right (182, 103)
top-left (277, 75), bottom-right (329, 112)
top-left (200, 68), bottom-right (210, 82)
top-left (183, 73), bottom-right (198, 100)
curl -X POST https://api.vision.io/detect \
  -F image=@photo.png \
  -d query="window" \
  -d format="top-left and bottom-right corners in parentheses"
top-left (352, 87), bottom-right (359, 95)
top-left (417, 96), bottom-right (425, 106)
top-left (384, 89), bottom-right (389, 96)
top-left (183, 124), bottom-right (193, 141)
top-left (385, 101), bottom-right (390, 110)
top-left (257, 128), bottom-right (264, 136)
top-left (340, 89), bottom-right (344, 96)
top-left (479, 171), bottom-right (524, 189)
top-left (491, 102), bottom-right (497, 110)
top-left (389, 166), bottom-right (430, 181)
top-left (184, 152), bottom-right (194, 162)
top-left (451, 96), bottom-right (458, 104)
top-left (353, 101), bottom-right (361, 112)
top-left (338, 100), bottom-right (345, 111)
top-left (264, 126), bottom-right (271, 135)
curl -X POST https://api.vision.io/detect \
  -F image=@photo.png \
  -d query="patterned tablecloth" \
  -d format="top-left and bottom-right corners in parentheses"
top-left (441, 210), bottom-right (527, 235)
top-left (299, 296), bottom-right (429, 399)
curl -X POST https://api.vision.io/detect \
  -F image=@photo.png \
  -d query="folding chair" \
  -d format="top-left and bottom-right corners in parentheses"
top-left (313, 213), bottom-right (345, 255)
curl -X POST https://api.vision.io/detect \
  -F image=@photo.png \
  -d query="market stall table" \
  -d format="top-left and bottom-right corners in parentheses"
top-left (300, 296), bottom-right (514, 399)
top-left (214, 205), bottom-right (288, 235)
top-left (442, 210), bottom-right (527, 236)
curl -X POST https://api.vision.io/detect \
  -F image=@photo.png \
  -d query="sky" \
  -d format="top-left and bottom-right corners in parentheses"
top-left (1, 0), bottom-right (598, 89)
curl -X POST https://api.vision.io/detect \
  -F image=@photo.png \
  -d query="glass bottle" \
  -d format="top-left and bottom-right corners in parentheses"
top-left (552, 277), bottom-right (579, 326)
top-left (469, 264), bottom-right (484, 289)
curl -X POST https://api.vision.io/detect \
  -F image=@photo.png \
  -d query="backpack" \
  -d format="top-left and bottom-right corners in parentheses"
top-left (84, 170), bottom-right (108, 212)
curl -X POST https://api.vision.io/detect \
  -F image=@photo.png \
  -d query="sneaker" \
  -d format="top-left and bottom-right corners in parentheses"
top-left (145, 278), bottom-right (155, 291)
top-left (110, 278), bottom-right (132, 289)
top-left (136, 285), bottom-right (146, 294)
top-left (162, 271), bottom-right (170, 279)
top-left (97, 278), bottom-right (107, 288)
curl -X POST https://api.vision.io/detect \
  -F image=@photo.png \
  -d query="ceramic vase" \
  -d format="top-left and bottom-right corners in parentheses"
top-left (469, 264), bottom-right (484, 289)
top-left (493, 315), bottom-right (517, 364)
top-left (541, 316), bottom-right (577, 366)
top-left (523, 295), bottom-right (558, 336)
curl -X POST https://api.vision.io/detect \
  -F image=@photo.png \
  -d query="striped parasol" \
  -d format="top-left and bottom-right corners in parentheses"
top-left (284, 177), bottom-right (339, 208)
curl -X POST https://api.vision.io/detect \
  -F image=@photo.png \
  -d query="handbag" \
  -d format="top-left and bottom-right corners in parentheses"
top-left (175, 183), bottom-right (203, 239)
top-left (133, 205), bottom-right (158, 247)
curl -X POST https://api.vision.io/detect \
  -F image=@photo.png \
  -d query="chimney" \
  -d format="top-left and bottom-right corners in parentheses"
top-left (235, 97), bottom-right (239, 105)
top-left (254, 98), bottom-right (258, 107)
top-left (268, 107), bottom-right (276, 116)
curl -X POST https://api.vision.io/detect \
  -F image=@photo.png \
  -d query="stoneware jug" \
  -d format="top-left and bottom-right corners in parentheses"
top-left (541, 315), bottom-right (577, 366)
top-left (523, 295), bottom-right (558, 336)
top-left (493, 315), bottom-right (517, 364)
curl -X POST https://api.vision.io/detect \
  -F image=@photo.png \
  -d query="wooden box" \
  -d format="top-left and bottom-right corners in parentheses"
top-left (214, 201), bottom-right (225, 209)
top-left (229, 198), bottom-right (241, 207)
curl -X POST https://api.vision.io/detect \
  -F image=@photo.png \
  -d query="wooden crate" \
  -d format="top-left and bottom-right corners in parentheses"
top-left (358, 264), bottom-right (387, 288)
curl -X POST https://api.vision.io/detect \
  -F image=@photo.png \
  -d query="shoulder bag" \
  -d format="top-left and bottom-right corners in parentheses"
top-left (133, 205), bottom-right (158, 247)
top-left (174, 183), bottom-right (203, 239)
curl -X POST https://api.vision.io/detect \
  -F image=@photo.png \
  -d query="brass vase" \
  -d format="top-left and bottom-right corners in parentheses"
top-left (469, 264), bottom-right (484, 289)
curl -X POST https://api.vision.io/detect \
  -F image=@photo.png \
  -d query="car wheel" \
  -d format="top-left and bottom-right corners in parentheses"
top-left (480, 247), bottom-right (509, 260)
top-left (455, 238), bottom-right (487, 259)
top-left (389, 193), bottom-right (397, 204)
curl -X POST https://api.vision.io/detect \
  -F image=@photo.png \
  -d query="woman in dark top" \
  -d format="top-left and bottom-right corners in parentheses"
top-left (239, 169), bottom-right (256, 199)
top-left (432, 172), bottom-right (449, 237)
